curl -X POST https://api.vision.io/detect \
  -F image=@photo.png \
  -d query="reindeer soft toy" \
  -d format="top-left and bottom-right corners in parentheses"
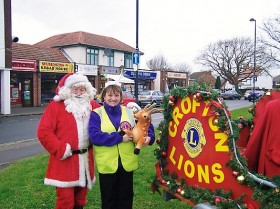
top-left (124, 103), bottom-right (163, 155)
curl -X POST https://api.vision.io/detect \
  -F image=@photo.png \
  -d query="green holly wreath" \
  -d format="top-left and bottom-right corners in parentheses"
top-left (151, 83), bottom-right (280, 209)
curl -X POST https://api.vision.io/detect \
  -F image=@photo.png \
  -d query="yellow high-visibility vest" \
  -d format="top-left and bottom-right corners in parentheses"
top-left (94, 106), bottom-right (138, 174)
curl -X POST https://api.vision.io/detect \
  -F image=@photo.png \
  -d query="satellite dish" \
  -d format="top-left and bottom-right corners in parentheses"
top-left (104, 48), bottom-right (112, 57)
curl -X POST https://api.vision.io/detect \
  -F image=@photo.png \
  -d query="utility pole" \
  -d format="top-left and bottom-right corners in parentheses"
top-left (250, 18), bottom-right (257, 105)
top-left (134, 0), bottom-right (139, 104)
top-left (0, 0), bottom-right (12, 114)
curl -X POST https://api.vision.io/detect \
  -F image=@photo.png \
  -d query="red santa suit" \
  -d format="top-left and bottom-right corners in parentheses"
top-left (37, 73), bottom-right (100, 209)
top-left (244, 99), bottom-right (280, 177)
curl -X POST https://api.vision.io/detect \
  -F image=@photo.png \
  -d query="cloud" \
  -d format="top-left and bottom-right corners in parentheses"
top-left (12, 0), bottom-right (280, 71)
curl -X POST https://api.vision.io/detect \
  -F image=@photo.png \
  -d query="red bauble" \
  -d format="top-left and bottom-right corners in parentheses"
top-left (161, 151), bottom-right (167, 157)
top-left (232, 171), bottom-right (239, 177)
top-left (169, 95), bottom-right (175, 102)
top-left (214, 197), bottom-right (221, 205)
top-left (195, 92), bottom-right (201, 100)
top-left (156, 138), bottom-right (161, 144)
top-left (176, 188), bottom-right (182, 193)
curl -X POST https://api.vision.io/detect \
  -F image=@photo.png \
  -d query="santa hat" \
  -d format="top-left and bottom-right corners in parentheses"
top-left (53, 73), bottom-right (91, 101)
top-left (105, 80), bottom-right (121, 88)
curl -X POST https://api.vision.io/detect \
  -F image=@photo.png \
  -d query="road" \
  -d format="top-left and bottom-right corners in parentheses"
top-left (223, 99), bottom-right (253, 111)
top-left (0, 99), bottom-right (252, 169)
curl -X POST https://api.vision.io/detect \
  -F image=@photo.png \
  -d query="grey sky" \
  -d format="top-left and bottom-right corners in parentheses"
top-left (11, 0), bottom-right (280, 71)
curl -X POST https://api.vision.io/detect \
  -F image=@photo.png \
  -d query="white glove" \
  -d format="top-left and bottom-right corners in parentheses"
top-left (61, 143), bottom-right (72, 160)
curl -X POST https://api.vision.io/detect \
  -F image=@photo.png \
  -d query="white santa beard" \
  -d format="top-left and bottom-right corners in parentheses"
top-left (64, 94), bottom-right (92, 119)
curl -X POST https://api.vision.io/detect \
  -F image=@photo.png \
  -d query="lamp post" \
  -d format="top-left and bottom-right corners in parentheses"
top-left (250, 18), bottom-right (256, 105)
top-left (134, 0), bottom-right (139, 104)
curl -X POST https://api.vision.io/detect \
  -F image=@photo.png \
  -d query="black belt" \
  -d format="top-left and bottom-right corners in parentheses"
top-left (71, 145), bottom-right (93, 154)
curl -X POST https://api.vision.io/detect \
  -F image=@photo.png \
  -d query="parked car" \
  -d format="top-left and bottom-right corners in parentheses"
top-left (221, 90), bottom-right (241, 100)
top-left (244, 90), bottom-right (252, 100)
top-left (247, 91), bottom-right (265, 102)
top-left (244, 90), bottom-right (264, 100)
top-left (94, 91), bottom-right (136, 106)
top-left (122, 91), bottom-right (136, 106)
top-left (138, 90), bottom-right (164, 107)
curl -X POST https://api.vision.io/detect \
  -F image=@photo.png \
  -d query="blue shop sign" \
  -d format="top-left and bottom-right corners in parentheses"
top-left (123, 70), bottom-right (157, 80)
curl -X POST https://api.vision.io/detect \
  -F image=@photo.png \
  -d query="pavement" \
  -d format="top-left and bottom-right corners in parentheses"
top-left (0, 106), bottom-right (46, 117)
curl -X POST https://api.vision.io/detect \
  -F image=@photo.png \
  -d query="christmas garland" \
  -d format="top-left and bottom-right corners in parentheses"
top-left (151, 83), bottom-right (280, 209)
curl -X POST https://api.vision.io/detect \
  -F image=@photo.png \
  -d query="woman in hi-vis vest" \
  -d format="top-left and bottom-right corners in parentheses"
top-left (89, 81), bottom-right (155, 209)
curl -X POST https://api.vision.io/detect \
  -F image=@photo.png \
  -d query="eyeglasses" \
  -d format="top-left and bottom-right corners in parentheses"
top-left (72, 87), bottom-right (86, 94)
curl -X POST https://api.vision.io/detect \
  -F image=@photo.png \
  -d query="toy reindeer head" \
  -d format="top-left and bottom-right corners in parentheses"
top-left (128, 103), bottom-right (163, 155)
top-left (134, 103), bottom-right (163, 123)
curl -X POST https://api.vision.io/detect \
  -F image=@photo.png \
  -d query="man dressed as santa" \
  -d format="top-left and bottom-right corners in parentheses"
top-left (37, 73), bottom-right (101, 209)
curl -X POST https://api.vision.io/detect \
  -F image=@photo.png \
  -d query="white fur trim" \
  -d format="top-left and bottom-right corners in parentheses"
top-left (53, 95), bottom-right (61, 101)
top-left (64, 74), bottom-right (89, 88)
top-left (44, 175), bottom-right (96, 189)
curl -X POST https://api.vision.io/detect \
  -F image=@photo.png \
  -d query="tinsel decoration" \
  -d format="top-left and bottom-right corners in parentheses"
top-left (151, 83), bottom-right (280, 209)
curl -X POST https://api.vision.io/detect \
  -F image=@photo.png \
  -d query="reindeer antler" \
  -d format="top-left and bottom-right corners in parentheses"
top-left (149, 108), bottom-right (164, 114)
top-left (143, 103), bottom-right (163, 115)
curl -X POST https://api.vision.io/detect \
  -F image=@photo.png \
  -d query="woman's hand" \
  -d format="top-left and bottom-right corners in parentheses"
top-left (142, 136), bottom-right (151, 146)
top-left (122, 134), bottom-right (133, 142)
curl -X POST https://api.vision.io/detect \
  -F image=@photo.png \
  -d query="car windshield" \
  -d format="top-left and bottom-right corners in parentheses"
top-left (139, 91), bottom-right (150, 95)
top-left (125, 92), bottom-right (134, 98)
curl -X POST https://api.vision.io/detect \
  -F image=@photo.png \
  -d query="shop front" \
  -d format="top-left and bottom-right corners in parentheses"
top-left (11, 59), bottom-right (37, 107)
top-left (39, 61), bottom-right (74, 105)
top-left (123, 69), bottom-right (157, 93)
top-left (98, 66), bottom-right (121, 93)
top-left (76, 63), bottom-right (98, 90)
top-left (166, 72), bottom-right (187, 89)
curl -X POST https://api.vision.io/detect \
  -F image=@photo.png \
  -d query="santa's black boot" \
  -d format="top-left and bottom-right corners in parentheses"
top-left (73, 206), bottom-right (83, 209)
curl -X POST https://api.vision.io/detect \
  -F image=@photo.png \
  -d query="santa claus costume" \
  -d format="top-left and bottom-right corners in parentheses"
top-left (244, 99), bottom-right (280, 177)
top-left (37, 73), bottom-right (101, 209)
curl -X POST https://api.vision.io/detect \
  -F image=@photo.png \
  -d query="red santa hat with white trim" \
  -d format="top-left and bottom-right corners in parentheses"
top-left (53, 73), bottom-right (93, 101)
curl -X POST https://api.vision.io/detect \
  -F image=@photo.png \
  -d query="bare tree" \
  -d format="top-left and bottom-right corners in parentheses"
top-left (195, 37), bottom-right (270, 91)
top-left (146, 54), bottom-right (192, 74)
top-left (260, 14), bottom-right (280, 68)
top-left (146, 54), bottom-right (170, 71)
top-left (173, 63), bottom-right (192, 74)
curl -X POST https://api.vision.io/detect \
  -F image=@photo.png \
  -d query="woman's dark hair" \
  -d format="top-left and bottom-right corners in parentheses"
top-left (101, 85), bottom-right (123, 102)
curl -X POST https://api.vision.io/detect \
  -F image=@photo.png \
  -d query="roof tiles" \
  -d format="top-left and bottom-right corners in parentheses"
top-left (34, 31), bottom-right (137, 53)
top-left (12, 43), bottom-right (70, 62)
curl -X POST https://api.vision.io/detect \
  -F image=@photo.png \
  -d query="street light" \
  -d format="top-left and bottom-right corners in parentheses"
top-left (250, 18), bottom-right (256, 105)
top-left (134, 0), bottom-right (139, 103)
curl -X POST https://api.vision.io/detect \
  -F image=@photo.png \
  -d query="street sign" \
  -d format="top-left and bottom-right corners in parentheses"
top-left (132, 51), bottom-right (140, 65)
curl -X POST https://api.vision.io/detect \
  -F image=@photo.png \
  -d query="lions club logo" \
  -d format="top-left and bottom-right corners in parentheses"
top-left (181, 118), bottom-right (206, 158)
top-left (120, 121), bottom-right (132, 131)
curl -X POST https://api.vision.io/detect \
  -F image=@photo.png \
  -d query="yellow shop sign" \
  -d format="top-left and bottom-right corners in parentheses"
top-left (39, 61), bottom-right (74, 73)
